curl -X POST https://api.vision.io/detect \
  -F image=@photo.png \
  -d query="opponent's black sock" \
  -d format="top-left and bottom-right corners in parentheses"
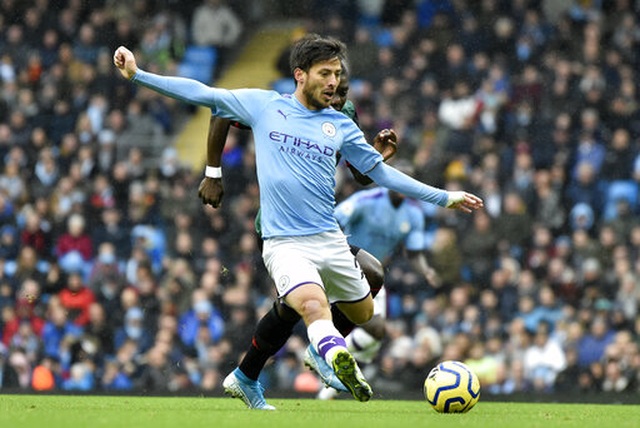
top-left (239, 302), bottom-right (300, 380)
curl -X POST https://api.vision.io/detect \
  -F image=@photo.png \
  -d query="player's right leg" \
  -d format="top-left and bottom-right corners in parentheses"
top-left (313, 247), bottom-right (384, 399)
top-left (283, 248), bottom-right (384, 393)
top-left (285, 283), bottom-right (373, 402)
top-left (225, 240), bottom-right (381, 403)
top-left (265, 232), bottom-right (373, 402)
top-left (303, 340), bottom-right (348, 392)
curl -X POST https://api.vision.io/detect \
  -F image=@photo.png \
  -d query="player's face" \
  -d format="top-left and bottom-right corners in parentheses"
top-left (330, 77), bottom-right (349, 111)
top-left (300, 57), bottom-right (341, 110)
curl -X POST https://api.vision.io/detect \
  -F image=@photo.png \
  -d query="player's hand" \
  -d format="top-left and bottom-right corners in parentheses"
top-left (445, 191), bottom-right (484, 213)
top-left (198, 177), bottom-right (224, 208)
top-left (113, 46), bottom-right (138, 80)
top-left (373, 129), bottom-right (398, 162)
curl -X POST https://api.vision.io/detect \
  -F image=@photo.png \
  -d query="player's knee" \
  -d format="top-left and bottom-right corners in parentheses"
top-left (298, 298), bottom-right (326, 320)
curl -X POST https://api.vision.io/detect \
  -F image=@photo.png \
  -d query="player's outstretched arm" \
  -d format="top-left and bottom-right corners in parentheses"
top-left (114, 46), bottom-right (221, 109)
top-left (198, 116), bottom-right (230, 208)
top-left (444, 191), bottom-right (484, 213)
top-left (113, 46), bottom-right (138, 80)
top-left (366, 162), bottom-right (484, 212)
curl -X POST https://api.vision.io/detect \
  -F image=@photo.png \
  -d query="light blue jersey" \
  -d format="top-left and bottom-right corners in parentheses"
top-left (131, 71), bottom-right (449, 238)
top-left (335, 188), bottom-right (426, 261)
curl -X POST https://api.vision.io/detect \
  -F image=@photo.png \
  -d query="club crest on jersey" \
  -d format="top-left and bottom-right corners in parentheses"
top-left (400, 221), bottom-right (410, 233)
top-left (278, 275), bottom-right (290, 291)
top-left (321, 122), bottom-right (336, 138)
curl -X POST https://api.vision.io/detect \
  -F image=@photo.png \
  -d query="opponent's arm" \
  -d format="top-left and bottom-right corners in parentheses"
top-left (348, 129), bottom-right (398, 185)
top-left (198, 116), bottom-right (230, 208)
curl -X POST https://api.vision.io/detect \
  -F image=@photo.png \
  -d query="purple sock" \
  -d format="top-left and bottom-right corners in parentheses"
top-left (317, 335), bottom-right (347, 360)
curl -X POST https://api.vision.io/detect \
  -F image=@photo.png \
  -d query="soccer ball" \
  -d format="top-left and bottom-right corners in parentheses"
top-left (424, 360), bottom-right (481, 413)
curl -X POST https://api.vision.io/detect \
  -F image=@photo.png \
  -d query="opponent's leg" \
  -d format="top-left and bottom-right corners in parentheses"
top-left (331, 247), bottom-right (384, 336)
top-left (346, 289), bottom-right (387, 364)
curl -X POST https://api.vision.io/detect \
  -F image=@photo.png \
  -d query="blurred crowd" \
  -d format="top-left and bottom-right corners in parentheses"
top-left (1, 0), bottom-right (640, 398)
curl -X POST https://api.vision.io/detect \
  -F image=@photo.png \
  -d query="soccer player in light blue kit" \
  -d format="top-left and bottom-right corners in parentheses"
top-left (113, 34), bottom-right (483, 409)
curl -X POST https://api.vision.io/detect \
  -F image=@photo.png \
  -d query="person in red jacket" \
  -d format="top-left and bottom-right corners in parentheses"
top-left (55, 213), bottom-right (93, 274)
top-left (59, 271), bottom-right (95, 326)
top-left (20, 208), bottom-right (51, 258)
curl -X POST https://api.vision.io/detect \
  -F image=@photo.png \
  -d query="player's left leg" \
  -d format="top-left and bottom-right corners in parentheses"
top-left (304, 248), bottom-right (382, 392)
top-left (316, 290), bottom-right (388, 400)
top-left (226, 244), bottom-right (383, 403)
top-left (266, 232), bottom-right (373, 402)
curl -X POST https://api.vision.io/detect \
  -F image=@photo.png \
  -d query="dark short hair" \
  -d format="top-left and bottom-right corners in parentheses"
top-left (289, 33), bottom-right (347, 75)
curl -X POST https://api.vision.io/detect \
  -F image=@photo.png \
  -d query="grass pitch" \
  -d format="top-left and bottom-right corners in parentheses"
top-left (1, 394), bottom-right (638, 428)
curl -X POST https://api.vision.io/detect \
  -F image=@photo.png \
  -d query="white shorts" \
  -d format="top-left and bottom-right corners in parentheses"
top-left (262, 230), bottom-right (371, 304)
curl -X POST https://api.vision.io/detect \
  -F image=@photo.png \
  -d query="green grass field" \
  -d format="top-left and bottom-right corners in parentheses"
top-left (1, 394), bottom-right (638, 428)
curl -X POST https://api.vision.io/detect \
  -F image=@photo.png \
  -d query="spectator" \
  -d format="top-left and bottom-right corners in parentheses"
top-left (101, 357), bottom-right (133, 391)
top-left (62, 361), bottom-right (95, 391)
top-left (0, 161), bottom-right (26, 203)
top-left (18, 207), bottom-right (51, 259)
top-left (523, 321), bottom-right (567, 392)
top-left (86, 302), bottom-right (115, 357)
top-left (190, 0), bottom-right (243, 75)
top-left (497, 191), bottom-right (533, 259)
top-left (91, 207), bottom-right (131, 261)
top-left (464, 341), bottom-right (502, 392)
top-left (437, 80), bottom-right (482, 156)
top-left (178, 289), bottom-right (224, 349)
top-left (30, 357), bottom-right (57, 391)
top-left (40, 300), bottom-right (83, 361)
top-left (87, 242), bottom-right (125, 292)
top-left (7, 349), bottom-right (31, 389)
top-left (0, 344), bottom-right (19, 389)
top-left (54, 213), bottom-right (93, 275)
top-left (58, 271), bottom-right (95, 327)
top-left (0, 225), bottom-right (19, 260)
top-left (113, 306), bottom-right (153, 354)
top-left (460, 208), bottom-right (499, 286)
top-left (577, 315), bottom-right (615, 368)
top-left (134, 345), bottom-right (171, 392)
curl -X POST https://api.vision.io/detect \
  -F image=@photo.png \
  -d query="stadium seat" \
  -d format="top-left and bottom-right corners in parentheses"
top-left (177, 46), bottom-right (217, 84)
top-left (602, 180), bottom-right (639, 220)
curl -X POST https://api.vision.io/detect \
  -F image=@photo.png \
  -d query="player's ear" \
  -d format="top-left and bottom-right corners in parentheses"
top-left (293, 67), bottom-right (305, 85)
